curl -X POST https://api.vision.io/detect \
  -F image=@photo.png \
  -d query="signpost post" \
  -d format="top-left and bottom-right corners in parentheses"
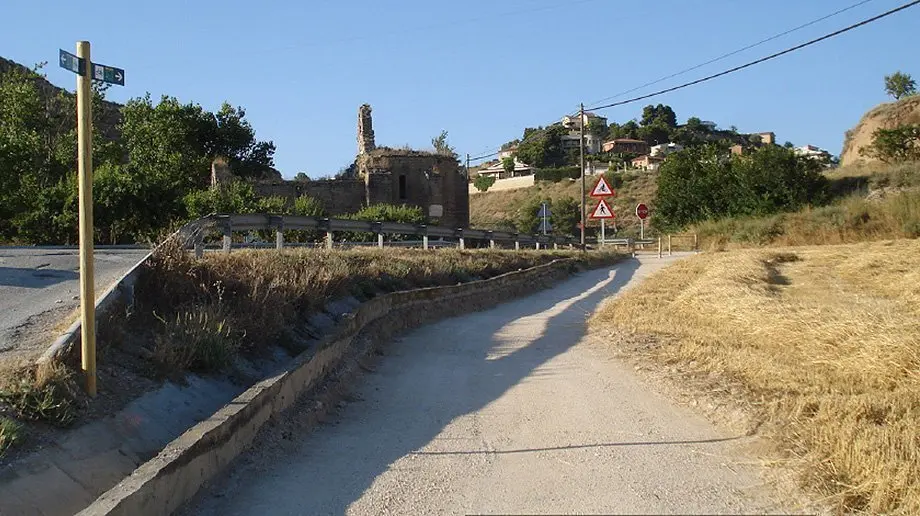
top-left (537, 202), bottom-right (551, 235)
top-left (59, 42), bottom-right (125, 396)
top-left (636, 203), bottom-right (649, 240)
top-left (590, 176), bottom-right (615, 246)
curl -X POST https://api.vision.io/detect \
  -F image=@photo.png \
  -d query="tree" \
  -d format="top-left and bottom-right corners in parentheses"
top-left (431, 130), bottom-right (456, 157)
top-left (860, 125), bottom-right (920, 163)
top-left (641, 104), bottom-right (677, 128)
top-left (515, 125), bottom-right (567, 168)
top-left (784, 141), bottom-right (795, 149)
top-left (685, 117), bottom-right (704, 132)
top-left (473, 175), bottom-right (496, 192)
top-left (748, 134), bottom-right (763, 146)
top-left (884, 71), bottom-right (917, 100)
top-left (294, 172), bottom-right (310, 182)
top-left (517, 197), bottom-right (551, 234)
top-left (655, 144), bottom-right (827, 229)
top-left (586, 117), bottom-right (607, 137)
top-left (551, 197), bottom-right (581, 237)
top-left (502, 157), bottom-right (515, 176)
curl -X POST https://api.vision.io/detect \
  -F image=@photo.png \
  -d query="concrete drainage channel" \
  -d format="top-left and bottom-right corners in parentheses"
top-left (6, 256), bottom-right (601, 516)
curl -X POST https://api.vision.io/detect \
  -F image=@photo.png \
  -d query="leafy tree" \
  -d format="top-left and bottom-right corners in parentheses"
top-left (655, 144), bottom-right (827, 229)
top-left (294, 172), bottom-right (310, 182)
top-left (551, 197), bottom-right (581, 237)
top-left (431, 130), bottom-right (456, 157)
top-left (884, 71), bottom-right (917, 100)
top-left (638, 122), bottom-right (671, 146)
top-left (183, 181), bottom-right (260, 219)
top-left (685, 117), bottom-right (705, 132)
top-left (641, 104), bottom-right (677, 128)
top-left (607, 120), bottom-right (640, 140)
top-left (502, 157), bottom-right (515, 176)
top-left (473, 174), bottom-right (496, 192)
top-left (748, 134), bottom-right (763, 145)
top-left (517, 197), bottom-right (551, 234)
top-left (515, 125), bottom-right (567, 168)
top-left (586, 117), bottom-right (607, 137)
top-left (860, 125), bottom-right (920, 163)
top-left (784, 141), bottom-right (795, 149)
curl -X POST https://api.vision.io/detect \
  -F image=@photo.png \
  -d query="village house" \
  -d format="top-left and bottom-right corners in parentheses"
top-left (602, 138), bottom-right (649, 154)
top-left (650, 142), bottom-right (684, 157)
top-left (631, 154), bottom-right (665, 171)
top-left (476, 158), bottom-right (535, 180)
top-left (562, 111), bottom-right (608, 130)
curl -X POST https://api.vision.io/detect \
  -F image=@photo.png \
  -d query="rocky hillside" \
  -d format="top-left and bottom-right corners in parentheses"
top-left (0, 55), bottom-right (123, 141)
top-left (841, 95), bottom-right (920, 166)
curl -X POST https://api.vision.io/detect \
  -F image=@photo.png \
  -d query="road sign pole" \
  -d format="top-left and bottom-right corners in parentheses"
top-left (640, 219), bottom-right (644, 240)
top-left (76, 41), bottom-right (96, 397)
top-left (600, 219), bottom-right (605, 246)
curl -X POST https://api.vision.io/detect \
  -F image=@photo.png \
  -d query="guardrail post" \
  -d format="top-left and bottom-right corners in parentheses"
top-left (694, 232), bottom-right (698, 251)
top-left (514, 240), bottom-right (520, 251)
top-left (535, 241), bottom-right (540, 250)
top-left (668, 234), bottom-right (672, 256)
top-left (459, 237), bottom-right (465, 250)
top-left (423, 234), bottom-right (429, 250)
top-left (377, 233), bottom-right (384, 249)
top-left (221, 220), bottom-right (232, 255)
top-left (194, 242), bottom-right (204, 259)
top-left (554, 242), bottom-right (559, 250)
top-left (658, 236), bottom-right (662, 259)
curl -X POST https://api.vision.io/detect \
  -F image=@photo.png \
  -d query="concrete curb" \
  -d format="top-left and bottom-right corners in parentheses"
top-left (37, 251), bottom-right (152, 366)
top-left (78, 258), bottom-right (586, 516)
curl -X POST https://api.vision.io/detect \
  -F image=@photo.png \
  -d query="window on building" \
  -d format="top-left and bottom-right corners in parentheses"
top-left (398, 175), bottom-right (407, 200)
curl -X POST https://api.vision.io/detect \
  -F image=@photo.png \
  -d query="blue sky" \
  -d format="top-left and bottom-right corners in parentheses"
top-left (2, 0), bottom-right (917, 178)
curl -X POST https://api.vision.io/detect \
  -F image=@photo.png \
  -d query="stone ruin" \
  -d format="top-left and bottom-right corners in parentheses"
top-left (219, 104), bottom-right (470, 229)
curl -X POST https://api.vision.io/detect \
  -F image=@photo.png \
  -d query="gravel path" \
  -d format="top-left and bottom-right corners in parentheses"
top-left (187, 255), bottom-right (794, 515)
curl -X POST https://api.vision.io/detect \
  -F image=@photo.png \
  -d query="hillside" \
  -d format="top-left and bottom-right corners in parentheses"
top-left (470, 172), bottom-right (659, 237)
top-left (0, 56), bottom-right (123, 141)
top-left (841, 95), bottom-right (920, 166)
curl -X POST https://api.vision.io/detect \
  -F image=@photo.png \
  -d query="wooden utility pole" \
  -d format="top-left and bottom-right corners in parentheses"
top-left (76, 41), bottom-right (96, 396)
top-left (579, 103), bottom-right (586, 250)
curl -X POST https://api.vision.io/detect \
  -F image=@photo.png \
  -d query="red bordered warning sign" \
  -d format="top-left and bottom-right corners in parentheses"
top-left (590, 176), bottom-right (615, 198)
top-left (589, 199), bottom-right (615, 219)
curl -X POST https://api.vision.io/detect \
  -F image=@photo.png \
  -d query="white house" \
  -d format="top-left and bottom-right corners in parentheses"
top-left (794, 144), bottom-right (832, 161)
top-left (498, 146), bottom-right (517, 160)
top-left (561, 132), bottom-right (603, 154)
top-left (650, 142), bottom-right (684, 157)
top-left (562, 111), bottom-right (608, 130)
top-left (477, 158), bottom-right (535, 179)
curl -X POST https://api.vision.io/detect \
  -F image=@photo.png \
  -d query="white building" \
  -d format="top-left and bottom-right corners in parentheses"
top-left (650, 142), bottom-right (684, 157)
top-left (561, 132), bottom-right (603, 154)
top-left (477, 158), bottom-right (535, 179)
top-left (498, 147), bottom-right (517, 160)
top-left (562, 111), bottom-right (608, 130)
top-left (794, 144), bottom-right (832, 161)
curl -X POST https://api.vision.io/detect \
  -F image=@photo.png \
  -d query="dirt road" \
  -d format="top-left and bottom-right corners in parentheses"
top-left (0, 248), bottom-right (149, 367)
top-left (186, 255), bottom-right (792, 515)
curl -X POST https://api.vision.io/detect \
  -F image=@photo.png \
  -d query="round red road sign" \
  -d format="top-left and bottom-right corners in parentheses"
top-left (636, 203), bottom-right (649, 220)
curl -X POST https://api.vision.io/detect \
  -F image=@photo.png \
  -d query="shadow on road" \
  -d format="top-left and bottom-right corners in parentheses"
top-left (0, 266), bottom-right (78, 288)
top-left (193, 258), bottom-right (742, 515)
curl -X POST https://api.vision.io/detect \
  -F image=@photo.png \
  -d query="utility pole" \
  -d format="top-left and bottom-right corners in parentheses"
top-left (76, 41), bottom-right (96, 397)
top-left (579, 103), bottom-right (586, 251)
top-left (466, 153), bottom-right (471, 180)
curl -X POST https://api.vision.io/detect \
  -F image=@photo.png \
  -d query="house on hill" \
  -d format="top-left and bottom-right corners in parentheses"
top-left (477, 158), bottom-right (535, 180)
top-left (562, 111), bottom-right (608, 130)
top-left (632, 155), bottom-right (665, 171)
top-left (603, 138), bottom-right (649, 154)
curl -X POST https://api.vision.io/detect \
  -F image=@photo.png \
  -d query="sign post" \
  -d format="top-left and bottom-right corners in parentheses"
top-left (60, 43), bottom-right (125, 396)
top-left (537, 202), bottom-right (551, 235)
top-left (636, 203), bottom-right (649, 240)
top-left (590, 176), bottom-right (615, 246)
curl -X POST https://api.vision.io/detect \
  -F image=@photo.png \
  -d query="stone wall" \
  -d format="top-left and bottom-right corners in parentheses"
top-left (254, 179), bottom-right (366, 216)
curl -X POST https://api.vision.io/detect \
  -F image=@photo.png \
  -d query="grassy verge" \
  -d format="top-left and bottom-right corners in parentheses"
top-left (134, 243), bottom-right (622, 376)
top-left (693, 162), bottom-right (920, 249)
top-left (590, 240), bottom-right (920, 513)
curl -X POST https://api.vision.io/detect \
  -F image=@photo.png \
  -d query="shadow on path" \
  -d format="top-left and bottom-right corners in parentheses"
top-left (0, 266), bottom-right (78, 288)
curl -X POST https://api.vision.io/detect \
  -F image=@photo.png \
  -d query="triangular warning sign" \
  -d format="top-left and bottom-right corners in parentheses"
top-left (590, 176), bottom-right (615, 198)
top-left (590, 199), bottom-right (615, 219)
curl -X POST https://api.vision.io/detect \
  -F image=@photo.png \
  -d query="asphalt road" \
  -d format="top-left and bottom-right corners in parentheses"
top-left (186, 256), bottom-right (794, 515)
top-left (0, 247), bottom-right (149, 367)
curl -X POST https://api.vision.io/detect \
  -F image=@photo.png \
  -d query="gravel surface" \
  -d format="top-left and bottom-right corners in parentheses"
top-left (0, 248), bottom-right (149, 367)
top-left (187, 255), bottom-right (795, 515)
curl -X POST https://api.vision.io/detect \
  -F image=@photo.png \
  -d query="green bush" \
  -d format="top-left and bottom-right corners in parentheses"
top-left (474, 175), bottom-right (496, 192)
top-left (535, 166), bottom-right (581, 183)
top-left (860, 125), bottom-right (920, 163)
top-left (183, 181), bottom-right (260, 219)
top-left (341, 203), bottom-right (427, 242)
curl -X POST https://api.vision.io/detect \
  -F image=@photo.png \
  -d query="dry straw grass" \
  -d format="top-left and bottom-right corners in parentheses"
top-left (590, 240), bottom-right (920, 514)
top-left (138, 242), bottom-right (620, 373)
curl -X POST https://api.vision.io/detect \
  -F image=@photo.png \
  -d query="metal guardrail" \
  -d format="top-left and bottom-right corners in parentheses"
top-left (175, 213), bottom-right (578, 254)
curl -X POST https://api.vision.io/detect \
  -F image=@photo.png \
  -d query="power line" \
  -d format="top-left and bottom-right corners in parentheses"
top-left (585, 0), bottom-right (878, 106)
top-left (586, 0), bottom-right (920, 112)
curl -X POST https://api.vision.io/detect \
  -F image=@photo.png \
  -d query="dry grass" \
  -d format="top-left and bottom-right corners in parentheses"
top-left (590, 240), bottom-right (920, 513)
top-left (135, 241), bottom-right (622, 374)
top-left (0, 362), bottom-right (80, 429)
top-left (470, 172), bottom-right (659, 236)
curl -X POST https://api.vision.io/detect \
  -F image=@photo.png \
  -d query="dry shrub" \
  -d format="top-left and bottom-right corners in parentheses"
top-left (590, 240), bottom-right (920, 514)
top-left (136, 246), bottom-right (620, 373)
top-left (0, 362), bottom-right (79, 427)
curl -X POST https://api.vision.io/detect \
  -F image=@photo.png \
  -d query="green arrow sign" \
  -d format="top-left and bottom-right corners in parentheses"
top-left (59, 49), bottom-right (85, 75)
top-left (91, 62), bottom-right (125, 86)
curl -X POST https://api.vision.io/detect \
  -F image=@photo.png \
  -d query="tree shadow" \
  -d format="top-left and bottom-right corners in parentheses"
top-left (0, 266), bottom-right (79, 288)
top-left (194, 260), bottom-right (744, 515)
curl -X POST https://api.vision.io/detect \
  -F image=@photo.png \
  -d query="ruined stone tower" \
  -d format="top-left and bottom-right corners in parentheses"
top-left (357, 104), bottom-right (375, 155)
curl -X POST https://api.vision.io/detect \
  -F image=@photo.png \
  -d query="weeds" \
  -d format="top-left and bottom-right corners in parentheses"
top-left (0, 363), bottom-right (79, 427)
top-left (0, 418), bottom-right (22, 457)
top-left (153, 307), bottom-right (241, 374)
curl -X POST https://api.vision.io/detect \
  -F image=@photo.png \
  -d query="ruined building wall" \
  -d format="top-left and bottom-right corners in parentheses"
top-left (357, 104), bottom-right (375, 155)
top-left (253, 180), bottom-right (366, 216)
